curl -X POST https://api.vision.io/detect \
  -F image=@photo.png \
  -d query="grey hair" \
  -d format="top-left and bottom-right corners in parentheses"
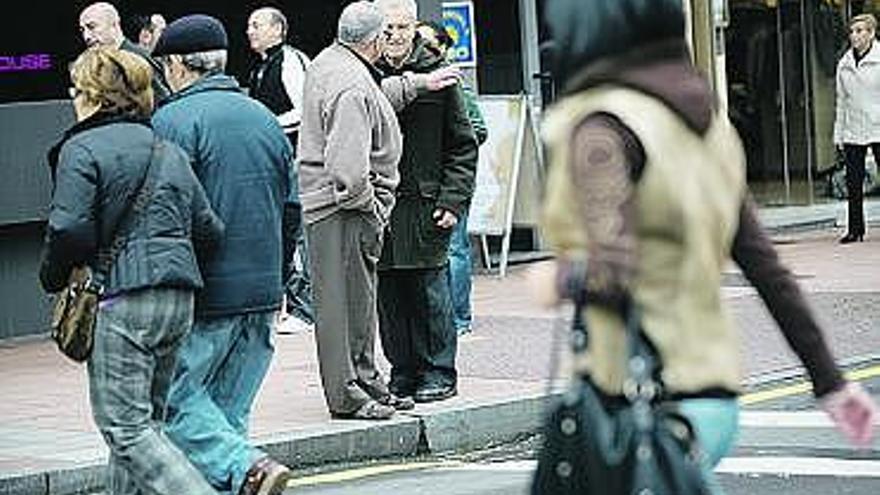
top-left (337, 1), bottom-right (386, 45)
top-left (374, 0), bottom-right (418, 19)
top-left (180, 49), bottom-right (228, 73)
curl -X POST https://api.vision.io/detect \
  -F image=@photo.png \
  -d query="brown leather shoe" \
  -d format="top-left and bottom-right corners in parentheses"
top-left (239, 456), bottom-right (291, 495)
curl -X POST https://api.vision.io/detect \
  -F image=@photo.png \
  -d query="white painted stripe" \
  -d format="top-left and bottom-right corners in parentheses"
top-left (437, 457), bottom-right (880, 478)
top-left (716, 457), bottom-right (880, 478)
top-left (740, 410), bottom-right (880, 428)
top-left (739, 411), bottom-right (834, 428)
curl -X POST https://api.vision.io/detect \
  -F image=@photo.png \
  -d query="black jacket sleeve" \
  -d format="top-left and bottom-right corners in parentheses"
top-left (281, 155), bottom-right (302, 282)
top-left (39, 143), bottom-right (99, 293)
top-left (437, 85), bottom-right (478, 217)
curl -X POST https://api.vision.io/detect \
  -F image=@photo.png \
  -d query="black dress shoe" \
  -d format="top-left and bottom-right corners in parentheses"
top-left (413, 383), bottom-right (457, 403)
top-left (388, 380), bottom-right (416, 398)
top-left (839, 233), bottom-right (864, 244)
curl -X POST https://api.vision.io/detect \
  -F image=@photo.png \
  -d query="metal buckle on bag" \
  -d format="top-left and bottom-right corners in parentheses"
top-left (81, 271), bottom-right (105, 297)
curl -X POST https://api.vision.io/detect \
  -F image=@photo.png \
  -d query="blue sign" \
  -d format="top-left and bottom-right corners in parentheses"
top-left (442, 2), bottom-right (477, 66)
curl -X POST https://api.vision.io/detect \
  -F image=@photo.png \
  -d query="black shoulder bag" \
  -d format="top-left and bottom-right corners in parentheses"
top-left (50, 140), bottom-right (160, 362)
top-left (531, 296), bottom-right (710, 495)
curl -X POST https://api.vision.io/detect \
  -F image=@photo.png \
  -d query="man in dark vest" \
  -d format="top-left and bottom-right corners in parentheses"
top-left (247, 6), bottom-right (315, 332)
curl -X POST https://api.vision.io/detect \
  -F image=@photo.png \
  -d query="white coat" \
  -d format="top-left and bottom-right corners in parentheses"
top-left (834, 42), bottom-right (880, 145)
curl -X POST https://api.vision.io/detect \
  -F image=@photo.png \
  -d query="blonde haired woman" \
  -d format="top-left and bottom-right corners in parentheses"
top-left (41, 47), bottom-right (223, 494)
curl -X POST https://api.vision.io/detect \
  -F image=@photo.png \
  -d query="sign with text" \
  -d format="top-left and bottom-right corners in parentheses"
top-left (442, 2), bottom-right (477, 67)
top-left (0, 53), bottom-right (52, 73)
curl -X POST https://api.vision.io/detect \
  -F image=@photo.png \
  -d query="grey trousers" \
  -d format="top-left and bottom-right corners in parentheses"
top-left (306, 211), bottom-right (390, 414)
top-left (89, 288), bottom-right (216, 495)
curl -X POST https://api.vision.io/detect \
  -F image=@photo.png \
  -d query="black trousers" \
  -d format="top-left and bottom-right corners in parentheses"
top-left (378, 267), bottom-right (457, 391)
top-left (843, 143), bottom-right (879, 236)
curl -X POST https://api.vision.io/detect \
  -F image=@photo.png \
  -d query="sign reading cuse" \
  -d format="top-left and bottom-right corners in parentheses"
top-left (0, 54), bottom-right (52, 73)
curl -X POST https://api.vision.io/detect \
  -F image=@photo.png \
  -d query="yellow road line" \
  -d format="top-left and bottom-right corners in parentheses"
top-left (741, 365), bottom-right (880, 406)
top-left (288, 461), bottom-right (452, 488)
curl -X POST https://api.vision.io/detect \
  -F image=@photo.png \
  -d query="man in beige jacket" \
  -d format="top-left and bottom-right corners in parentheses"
top-left (298, 1), bottom-right (456, 419)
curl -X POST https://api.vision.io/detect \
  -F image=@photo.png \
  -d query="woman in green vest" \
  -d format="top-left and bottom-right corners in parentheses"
top-left (535, 0), bottom-right (877, 492)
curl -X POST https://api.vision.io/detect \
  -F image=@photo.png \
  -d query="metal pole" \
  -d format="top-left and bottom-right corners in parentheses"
top-left (776, 2), bottom-right (792, 204)
top-left (518, 0), bottom-right (542, 101)
top-left (800, 0), bottom-right (815, 204)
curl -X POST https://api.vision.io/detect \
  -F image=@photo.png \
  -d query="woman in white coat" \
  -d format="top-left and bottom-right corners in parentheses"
top-left (834, 13), bottom-right (880, 243)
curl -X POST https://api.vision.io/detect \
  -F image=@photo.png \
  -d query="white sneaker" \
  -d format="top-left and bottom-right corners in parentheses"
top-left (278, 316), bottom-right (314, 334)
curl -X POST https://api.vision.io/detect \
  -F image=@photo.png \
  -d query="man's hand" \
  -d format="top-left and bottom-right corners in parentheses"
top-left (820, 381), bottom-right (878, 448)
top-left (432, 208), bottom-right (458, 229)
top-left (415, 66), bottom-right (461, 92)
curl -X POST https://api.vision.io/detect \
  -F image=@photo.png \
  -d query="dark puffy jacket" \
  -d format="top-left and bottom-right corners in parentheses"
top-left (40, 114), bottom-right (223, 295)
top-left (376, 38), bottom-right (478, 269)
top-left (152, 74), bottom-right (297, 318)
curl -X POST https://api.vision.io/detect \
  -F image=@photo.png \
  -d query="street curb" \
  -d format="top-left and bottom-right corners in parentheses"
top-left (0, 463), bottom-right (104, 495)
top-left (415, 393), bottom-right (558, 454)
top-left (0, 394), bottom-right (562, 495)
top-left (260, 417), bottom-right (423, 469)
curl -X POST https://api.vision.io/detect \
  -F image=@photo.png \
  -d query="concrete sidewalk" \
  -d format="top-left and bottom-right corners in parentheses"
top-left (1, 200), bottom-right (879, 495)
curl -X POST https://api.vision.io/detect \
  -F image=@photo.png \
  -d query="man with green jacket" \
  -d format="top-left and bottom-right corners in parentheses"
top-left (375, 0), bottom-right (478, 403)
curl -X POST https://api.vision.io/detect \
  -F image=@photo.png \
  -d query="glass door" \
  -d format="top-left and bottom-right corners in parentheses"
top-left (725, 0), bottom-right (853, 205)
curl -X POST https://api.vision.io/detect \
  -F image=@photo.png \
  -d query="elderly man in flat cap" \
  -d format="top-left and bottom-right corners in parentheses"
top-left (151, 14), bottom-right (296, 495)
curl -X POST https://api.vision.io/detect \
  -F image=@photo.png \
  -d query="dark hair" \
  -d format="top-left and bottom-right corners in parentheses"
top-left (125, 14), bottom-right (153, 40)
top-left (420, 20), bottom-right (452, 50)
top-left (545, 0), bottom-right (685, 82)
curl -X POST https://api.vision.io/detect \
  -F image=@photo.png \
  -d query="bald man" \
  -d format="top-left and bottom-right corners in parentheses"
top-left (246, 7), bottom-right (315, 335)
top-left (79, 2), bottom-right (170, 105)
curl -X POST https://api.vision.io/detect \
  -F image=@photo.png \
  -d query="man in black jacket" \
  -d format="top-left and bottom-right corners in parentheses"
top-left (246, 6), bottom-right (315, 332)
top-left (374, 0), bottom-right (478, 404)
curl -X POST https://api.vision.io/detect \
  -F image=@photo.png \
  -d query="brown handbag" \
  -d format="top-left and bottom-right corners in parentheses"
top-left (49, 140), bottom-right (159, 362)
top-left (50, 266), bottom-right (103, 362)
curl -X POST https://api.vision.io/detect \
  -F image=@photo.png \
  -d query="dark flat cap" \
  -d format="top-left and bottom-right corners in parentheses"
top-left (153, 14), bottom-right (228, 56)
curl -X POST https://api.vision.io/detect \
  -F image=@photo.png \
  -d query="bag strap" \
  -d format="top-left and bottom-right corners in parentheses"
top-left (94, 138), bottom-right (160, 281)
top-left (570, 289), bottom-right (662, 405)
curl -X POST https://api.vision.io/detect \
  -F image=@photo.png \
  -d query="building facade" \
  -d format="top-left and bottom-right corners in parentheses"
top-left (0, 0), bottom-right (875, 339)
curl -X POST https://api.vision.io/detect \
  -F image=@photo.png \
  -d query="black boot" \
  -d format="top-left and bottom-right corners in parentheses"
top-left (839, 233), bottom-right (864, 244)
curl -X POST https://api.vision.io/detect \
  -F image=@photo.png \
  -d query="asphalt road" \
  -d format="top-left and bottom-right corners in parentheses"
top-left (284, 373), bottom-right (880, 495)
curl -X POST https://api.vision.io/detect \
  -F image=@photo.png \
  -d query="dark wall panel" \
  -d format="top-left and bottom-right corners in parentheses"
top-left (0, 223), bottom-right (52, 340)
top-left (0, 101), bottom-right (75, 225)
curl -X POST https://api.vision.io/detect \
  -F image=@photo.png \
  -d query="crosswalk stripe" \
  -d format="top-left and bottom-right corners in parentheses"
top-left (716, 456), bottom-right (880, 477)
